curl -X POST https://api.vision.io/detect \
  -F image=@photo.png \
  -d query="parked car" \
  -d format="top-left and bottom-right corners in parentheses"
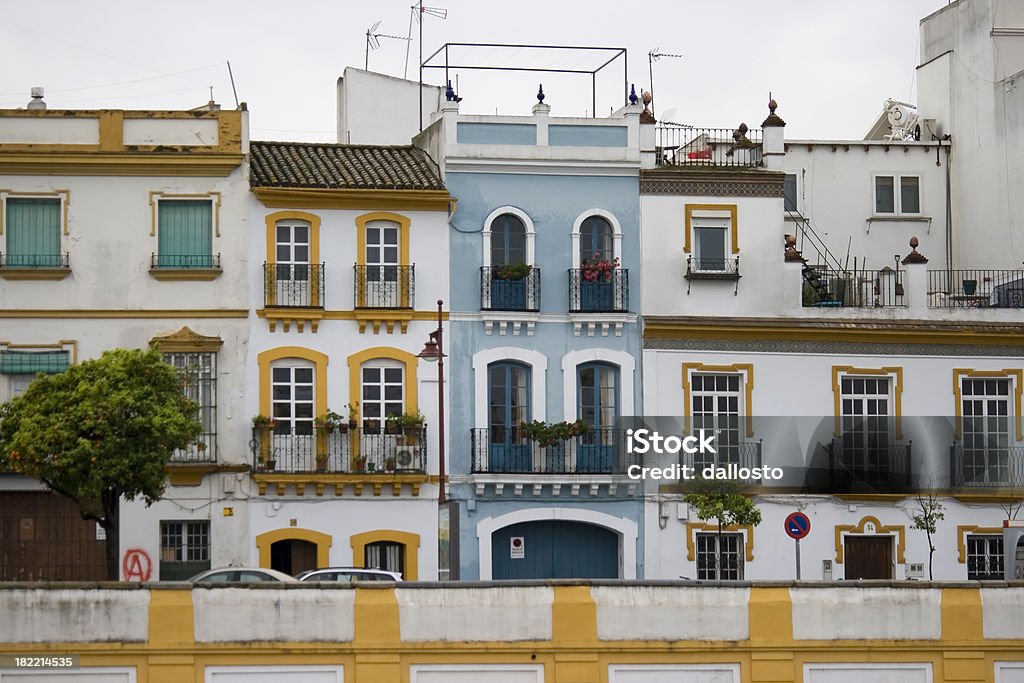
top-left (188, 567), bottom-right (299, 583)
top-left (295, 567), bottom-right (402, 583)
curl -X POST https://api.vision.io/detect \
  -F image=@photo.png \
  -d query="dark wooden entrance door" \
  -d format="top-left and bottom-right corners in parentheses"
top-left (0, 491), bottom-right (107, 580)
top-left (270, 539), bottom-right (318, 576)
top-left (844, 535), bottom-right (893, 579)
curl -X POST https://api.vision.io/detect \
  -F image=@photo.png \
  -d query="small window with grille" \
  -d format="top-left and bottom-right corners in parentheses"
top-left (365, 540), bottom-right (404, 578)
top-left (696, 532), bottom-right (744, 580)
top-left (159, 520), bottom-right (211, 580)
top-left (966, 534), bottom-right (1003, 580)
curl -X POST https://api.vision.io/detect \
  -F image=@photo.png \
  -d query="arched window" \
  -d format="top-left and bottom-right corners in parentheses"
top-left (273, 219), bottom-right (312, 305)
top-left (361, 359), bottom-right (405, 433)
top-left (579, 215), bottom-right (614, 263)
top-left (490, 213), bottom-right (527, 266)
top-left (365, 540), bottom-right (405, 576)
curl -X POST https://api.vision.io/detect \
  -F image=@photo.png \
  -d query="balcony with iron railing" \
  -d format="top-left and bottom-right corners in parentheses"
top-left (826, 438), bottom-right (913, 493)
top-left (263, 263), bottom-right (325, 308)
top-left (681, 440), bottom-right (764, 485)
top-left (151, 253), bottom-right (222, 270)
top-left (927, 269), bottom-right (1024, 309)
top-left (354, 265), bottom-right (414, 309)
top-left (169, 434), bottom-right (216, 464)
top-left (471, 427), bottom-right (637, 474)
top-left (252, 425), bottom-right (426, 474)
top-left (480, 266), bottom-right (541, 312)
top-left (655, 126), bottom-right (763, 168)
top-left (568, 268), bottom-right (628, 312)
top-left (950, 443), bottom-right (1024, 488)
top-left (0, 252), bottom-right (71, 280)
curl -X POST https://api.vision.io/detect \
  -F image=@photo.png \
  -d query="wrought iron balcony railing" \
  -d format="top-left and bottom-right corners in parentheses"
top-left (655, 126), bottom-right (763, 168)
top-left (264, 262), bottom-right (325, 308)
top-left (827, 438), bottom-right (912, 492)
top-left (252, 425), bottom-right (426, 474)
top-left (950, 443), bottom-right (1024, 488)
top-left (0, 252), bottom-right (70, 268)
top-left (480, 266), bottom-right (541, 312)
top-left (568, 268), bottom-right (628, 312)
top-left (681, 440), bottom-right (763, 485)
top-left (151, 253), bottom-right (221, 269)
top-left (801, 265), bottom-right (905, 308)
top-left (354, 265), bottom-right (414, 309)
top-left (471, 427), bottom-right (637, 474)
top-left (169, 434), bottom-right (217, 464)
top-left (927, 269), bottom-right (1024, 308)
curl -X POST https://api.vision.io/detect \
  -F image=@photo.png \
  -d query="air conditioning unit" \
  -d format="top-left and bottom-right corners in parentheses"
top-left (393, 445), bottom-right (422, 470)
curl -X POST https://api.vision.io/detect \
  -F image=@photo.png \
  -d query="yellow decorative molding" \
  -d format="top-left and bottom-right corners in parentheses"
top-left (956, 525), bottom-right (1003, 564)
top-left (0, 268), bottom-right (71, 280)
top-left (149, 326), bottom-right (223, 353)
top-left (681, 362), bottom-right (754, 437)
top-left (354, 310), bottom-right (415, 335)
top-left (257, 346), bottom-right (329, 418)
top-left (255, 527), bottom-right (332, 569)
top-left (252, 472), bottom-right (427, 498)
top-left (0, 309), bottom-right (248, 318)
top-left (350, 529), bottom-right (420, 581)
top-left (261, 308), bottom-right (325, 334)
top-left (253, 186), bottom-right (450, 211)
top-left (355, 211), bottom-right (412, 309)
top-left (148, 268), bottom-right (221, 281)
top-left (831, 366), bottom-right (904, 439)
top-left (834, 515), bottom-right (906, 564)
top-left (256, 309), bottom-right (449, 323)
top-left (148, 191), bottom-right (222, 237)
top-left (683, 203), bottom-right (738, 254)
top-left (0, 339), bottom-right (77, 364)
top-left (165, 463), bottom-right (247, 487)
top-left (685, 521), bottom-right (755, 562)
top-left (953, 368), bottom-right (1024, 441)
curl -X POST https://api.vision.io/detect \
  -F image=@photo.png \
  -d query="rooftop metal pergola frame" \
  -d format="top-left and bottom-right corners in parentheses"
top-left (419, 42), bottom-right (628, 128)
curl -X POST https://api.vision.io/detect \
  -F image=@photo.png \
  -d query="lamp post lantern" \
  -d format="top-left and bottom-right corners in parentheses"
top-left (418, 299), bottom-right (446, 504)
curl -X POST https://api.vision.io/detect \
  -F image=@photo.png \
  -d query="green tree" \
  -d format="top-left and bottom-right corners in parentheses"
top-left (911, 485), bottom-right (945, 581)
top-left (685, 477), bottom-right (762, 580)
top-left (0, 348), bottom-right (201, 580)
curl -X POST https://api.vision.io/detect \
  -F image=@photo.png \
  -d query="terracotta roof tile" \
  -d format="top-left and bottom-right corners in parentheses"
top-left (249, 141), bottom-right (444, 191)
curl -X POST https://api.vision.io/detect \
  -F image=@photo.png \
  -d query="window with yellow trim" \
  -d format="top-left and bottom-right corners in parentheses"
top-left (365, 540), bottom-right (405, 577)
top-left (959, 376), bottom-right (1013, 486)
top-left (361, 359), bottom-right (405, 433)
top-left (269, 359), bottom-right (316, 470)
top-left (359, 220), bottom-right (408, 308)
top-left (272, 218), bottom-right (317, 306)
top-left (838, 374), bottom-right (894, 483)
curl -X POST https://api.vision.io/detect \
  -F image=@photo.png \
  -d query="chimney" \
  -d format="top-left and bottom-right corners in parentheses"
top-left (27, 87), bottom-right (46, 110)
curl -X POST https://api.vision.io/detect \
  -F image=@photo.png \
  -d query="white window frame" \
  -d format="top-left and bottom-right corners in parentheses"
top-left (873, 173), bottom-right (921, 216)
top-left (691, 217), bottom-right (731, 273)
top-left (691, 373), bottom-right (743, 469)
top-left (570, 209), bottom-right (622, 268)
top-left (783, 172), bottom-right (800, 213)
top-left (271, 359), bottom-right (316, 436)
top-left (966, 533), bottom-right (1004, 580)
top-left (960, 376), bottom-right (1013, 485)
top-left (481, 206), bottom-right (536, 268)
top-left (360, 359), bottom-right (405, 426)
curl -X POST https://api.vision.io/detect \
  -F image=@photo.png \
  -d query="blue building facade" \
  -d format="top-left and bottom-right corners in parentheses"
top-left (417, 97), bottom-right (646, 579)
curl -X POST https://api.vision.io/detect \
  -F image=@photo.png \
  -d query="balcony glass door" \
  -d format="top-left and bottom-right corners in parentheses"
top-left (691, 374), bottom-right (742, 469)
top-left (489, 214), bottom-right (528, 310)
top-left (840, 377), bottom-right (891, 482)
top-left (275, 221), bottom-right (310, 306)
top-left (488, 362), bottom-right (531, 472)
top-left (364, 221), bottom-right (400, 307)
top-left (962, 378), bottom-right (1010, 485)
top-left (271, 362), bottom-right (315, 471)
top-left (579, 216), bottom-right (616, 311)
top-left (577, 363), bottom-right (618, 472)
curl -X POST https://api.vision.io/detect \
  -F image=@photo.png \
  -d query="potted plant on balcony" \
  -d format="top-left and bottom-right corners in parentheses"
top-left (314, 410), bottom-right (344, 435)
top-left (520, 419), bottom-right (592, 472)
top-left (579, 254), bottom-right (619, 311)
top-left (345, 402), bottom-right (359, 430)
top-left (353, 455), bottom-right (366, 473)
top-left (388, 411), bottom-right (426, 445)
top-left (252, 414), bottom-right (277, 470)
top-left (384, 456), bottom-right (397, 472)
top-left (491, 262), bottom-right (532, 309)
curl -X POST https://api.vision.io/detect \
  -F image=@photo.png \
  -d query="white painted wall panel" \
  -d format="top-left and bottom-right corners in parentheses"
top-left (609, 664), bottom-right (740, 682)
top-left (410, 665), bottom-right (543, 683)
top-left (791, 588), bottom-right (940, 640)
top-left (803, 663), bottom-right (931, 683)
top-left (982, 589), bottom-right (1024, 639)
top-left (122, 118), bottom-right (218, 146)
top-left (193, 589), bottom-right (354, 642)
top-left (397, 587), bottom-right (552, 642)
top-left (0, 117), bottom-right (99, 144)
top-left (593, 586), bottom-right (749, 641)
top-left (996, 662), bottom-right (1024, 683)
top-left (0, 590), bottom-right (149, 643)
top-left (205, 666), bottom-right (342, 683)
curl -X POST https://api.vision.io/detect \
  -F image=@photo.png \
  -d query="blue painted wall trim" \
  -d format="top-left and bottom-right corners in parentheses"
top-left (549, 125), bottom-right (628, 147)
top-left (457, 122), bottom-right (537, 145)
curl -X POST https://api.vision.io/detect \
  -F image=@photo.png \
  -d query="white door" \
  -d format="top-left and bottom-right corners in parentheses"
top-left (275, 221), bottom-right (311, 306)
top-left (364, 221), bottom-right (400, 307)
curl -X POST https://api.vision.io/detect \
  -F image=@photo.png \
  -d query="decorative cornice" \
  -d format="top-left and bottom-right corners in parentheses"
top-left (641, 170), bottom-right (784, 197)
top-left (252, 186), bottom-right (450, 211)
top-left (150, 326), bottom-right (224, 352)
top-left (0, 153), bottom-right (244, 177)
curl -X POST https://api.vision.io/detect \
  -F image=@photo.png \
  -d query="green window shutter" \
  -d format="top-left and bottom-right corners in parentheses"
top-left (158, 200), bottom-right (213, 268)
top-left (0, 350), bottom-right (70, 374)
top-left (6, 198), bottom-right (61, 267)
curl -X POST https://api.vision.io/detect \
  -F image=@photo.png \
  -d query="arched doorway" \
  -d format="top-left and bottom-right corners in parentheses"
top-left (270, 538), bottom-right (317, 575)
top-left (491, 520), bottom-right (619, 579)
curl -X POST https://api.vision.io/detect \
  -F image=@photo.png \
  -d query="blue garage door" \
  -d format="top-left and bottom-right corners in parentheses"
top-left (491, 520), bottom-right (619, 579)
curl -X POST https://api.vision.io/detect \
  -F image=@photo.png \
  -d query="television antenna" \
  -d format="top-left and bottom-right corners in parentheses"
top-left (406, 2), bottom-right (447, 131)
top-left (648, 48), bottom-right (683, 118)
top-left (365, 20), bottom-right (411, 71)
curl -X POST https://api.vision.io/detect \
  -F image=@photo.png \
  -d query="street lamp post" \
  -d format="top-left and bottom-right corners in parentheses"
top-left (418, 299), bottom-right (446, 504)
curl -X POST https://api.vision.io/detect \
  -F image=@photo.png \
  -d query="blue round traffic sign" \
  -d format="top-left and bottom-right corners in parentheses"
top-left (785, 512), bottom-right (811, 540)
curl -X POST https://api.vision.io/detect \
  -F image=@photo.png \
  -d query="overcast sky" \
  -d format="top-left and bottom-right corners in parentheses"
top-left (2, 0), bottom-right (949, 142)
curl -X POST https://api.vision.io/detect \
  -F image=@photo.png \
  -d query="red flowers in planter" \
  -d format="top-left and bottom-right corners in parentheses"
top-left (580, 254), bottom-right (619, 282)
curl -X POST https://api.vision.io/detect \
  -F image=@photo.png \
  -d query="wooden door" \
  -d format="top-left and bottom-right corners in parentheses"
top-left (0, 491), bottom-right (107, 580)
top-left (844, 535), bottom-right (893, 579)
